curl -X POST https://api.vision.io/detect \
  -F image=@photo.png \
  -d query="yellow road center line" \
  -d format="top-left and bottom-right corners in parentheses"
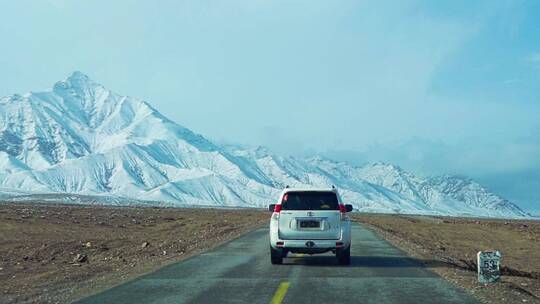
top-left (270, 282), bottom-right (290, 304)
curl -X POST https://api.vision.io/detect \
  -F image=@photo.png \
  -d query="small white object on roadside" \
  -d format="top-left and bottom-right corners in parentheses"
top-left (477, 250), bottom-right (501, 283)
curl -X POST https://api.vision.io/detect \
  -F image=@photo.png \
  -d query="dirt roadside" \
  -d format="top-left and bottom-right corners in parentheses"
top-left (352, 214), bottom-right (540, 304)
top-left (3, 203), bottom-right (538, 304)
top-left (0, 203), bottom-right (268, 304)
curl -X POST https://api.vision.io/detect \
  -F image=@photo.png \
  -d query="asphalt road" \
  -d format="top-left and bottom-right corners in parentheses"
top-left (75, 224), bottom-right (479, 304)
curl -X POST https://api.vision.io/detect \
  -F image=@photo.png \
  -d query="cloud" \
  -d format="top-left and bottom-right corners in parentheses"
top-left (325, 142), bottom-right (540, 213)
top-left (322, 133), bottom-right (540, 212)
top-left (323, 132), bottom-right (540, 177)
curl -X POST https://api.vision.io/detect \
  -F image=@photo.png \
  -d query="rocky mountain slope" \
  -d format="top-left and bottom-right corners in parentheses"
top-left (0, 72), bottom-right (529, 218)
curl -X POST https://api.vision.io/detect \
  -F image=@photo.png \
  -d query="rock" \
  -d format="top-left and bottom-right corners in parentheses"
top-left (74, 253), bottom-right (88, 263)
top-left (142, 242), bottom-right (149, 248)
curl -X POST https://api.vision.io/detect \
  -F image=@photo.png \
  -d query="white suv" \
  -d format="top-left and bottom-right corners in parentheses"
top-left (269, 187), bottom-right (353, 265)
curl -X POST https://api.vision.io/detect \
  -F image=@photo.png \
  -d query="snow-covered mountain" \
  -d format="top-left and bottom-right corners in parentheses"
top-left (0, 72), bottom-right (529, 218)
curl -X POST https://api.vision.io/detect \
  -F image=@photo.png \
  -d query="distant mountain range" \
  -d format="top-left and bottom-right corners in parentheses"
top-left (0, 72), bottom-right (529, 218)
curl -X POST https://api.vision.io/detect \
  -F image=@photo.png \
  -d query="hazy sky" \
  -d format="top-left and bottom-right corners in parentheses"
top-left (1, 0), bottom-right (539, 212)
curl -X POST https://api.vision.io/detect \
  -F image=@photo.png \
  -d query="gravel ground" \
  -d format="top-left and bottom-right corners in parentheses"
top-left (0, 203), bottom-right (267, 304)
top-left (352, 214), bottom-right (540, 304)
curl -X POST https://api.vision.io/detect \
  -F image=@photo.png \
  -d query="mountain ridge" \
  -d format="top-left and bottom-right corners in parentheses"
top-left (0, 72), bottom-right (530, 218)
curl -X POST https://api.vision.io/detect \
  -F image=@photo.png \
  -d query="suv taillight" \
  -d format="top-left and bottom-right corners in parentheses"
top-left (272, 204), bottom-right (281, 220)
top-left (339, 204), bottom-right (348, 220)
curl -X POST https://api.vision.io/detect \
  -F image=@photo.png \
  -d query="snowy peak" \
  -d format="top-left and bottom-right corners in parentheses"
top-left (0, 72), bottom-right (220, 169)
top-left (357, 161), bottom-right (426, 203)
top-left (306, 157), bottom-right (529, 217)
top-left (54, 71), bottom-right (95, 93)
top-left (52, 71), bottom-right (115, 127)
top-left (427, 175), bottom-right (527, 215)
top-left (0, 72), bottom-right (530, 218)
top-left (52, 72), bottom-right (154, 131)
top-left (428, 174), bottom-right (496, 208)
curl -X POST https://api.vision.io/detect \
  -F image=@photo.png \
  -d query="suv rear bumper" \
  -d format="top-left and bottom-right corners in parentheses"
top-left (275, 239), bottom-right (345, 248)
top-left (269, 219), bottom-right (351, 251)
top-left (274, 240), bottom-right (348, 255)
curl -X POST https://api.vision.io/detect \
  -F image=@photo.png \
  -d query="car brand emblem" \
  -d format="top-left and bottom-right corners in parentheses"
top-left (307, 211), bottom-right (314, 217)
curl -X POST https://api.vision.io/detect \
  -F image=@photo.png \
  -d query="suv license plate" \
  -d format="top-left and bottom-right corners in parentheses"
top-left (299, 220), bottom-right (320, 228)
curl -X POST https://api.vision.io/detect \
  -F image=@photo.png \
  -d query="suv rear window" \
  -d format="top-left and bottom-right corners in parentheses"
top-left (281, 191), bottom-right (339, 210)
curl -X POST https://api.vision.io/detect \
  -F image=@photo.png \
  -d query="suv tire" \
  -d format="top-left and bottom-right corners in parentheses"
top-left (336, 246), bottom-right (351, 265)
top-left (270, 246), bottom-right (283, 265)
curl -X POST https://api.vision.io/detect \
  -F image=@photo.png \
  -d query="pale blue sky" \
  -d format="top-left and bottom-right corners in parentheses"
top-left (1, 0), bottom-right (539, 212)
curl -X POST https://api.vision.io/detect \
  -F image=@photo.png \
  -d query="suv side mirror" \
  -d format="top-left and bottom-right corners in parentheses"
top-left (268, 204), bottom-right (276, 212)
top-left (345, 204), bottom-right (353, 212)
